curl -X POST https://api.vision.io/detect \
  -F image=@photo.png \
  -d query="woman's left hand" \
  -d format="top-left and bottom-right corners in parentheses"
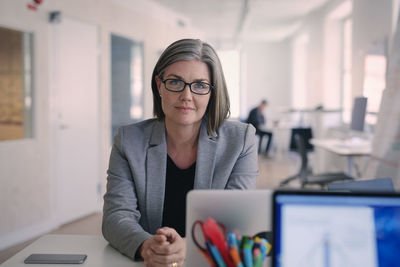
top-left (145, 227), bottom-right (186, 267)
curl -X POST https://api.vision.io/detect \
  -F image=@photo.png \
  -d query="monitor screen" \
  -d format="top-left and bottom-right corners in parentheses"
top-left (273, 191), bottom-right (400, 267)
top-left (350, 97), bottom-right (367, 132)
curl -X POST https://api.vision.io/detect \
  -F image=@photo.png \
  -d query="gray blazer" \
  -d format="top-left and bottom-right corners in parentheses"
top-left (102, 118), bottom-right (258, 259)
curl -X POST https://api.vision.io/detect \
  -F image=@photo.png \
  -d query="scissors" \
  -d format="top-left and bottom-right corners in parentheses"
top-left (191, 218), bottom-right (235, 267)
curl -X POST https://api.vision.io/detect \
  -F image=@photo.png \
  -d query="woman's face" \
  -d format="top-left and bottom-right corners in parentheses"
top-left (156, 60), bottom-right (211, 129)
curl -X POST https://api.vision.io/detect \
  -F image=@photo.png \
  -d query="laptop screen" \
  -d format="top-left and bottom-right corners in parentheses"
top-left (272, 191), bottom-right (400, 267)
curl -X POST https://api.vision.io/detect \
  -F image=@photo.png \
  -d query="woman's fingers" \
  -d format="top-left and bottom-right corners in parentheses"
top-left (141, 235), bottom-right (169, 265)
top-left (156, 227), bottom-right (181, 247)
top-left (146, 250), bottom-right (182, 265)
top-left (142, 228), bottom-right (186, 266)
top-left (152, 234), bottom-right (168, 244)
top-left (156, 227), bottom-right (177, 239)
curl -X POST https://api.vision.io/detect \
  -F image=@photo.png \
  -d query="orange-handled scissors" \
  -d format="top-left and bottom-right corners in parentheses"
top-left (191, 218), bottom-right (235, 267)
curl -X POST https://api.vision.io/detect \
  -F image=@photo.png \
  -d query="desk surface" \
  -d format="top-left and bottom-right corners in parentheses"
top-left (310, 138), bottom-right (372, 156)
top-left (2, 234), bottom-right (143, 267)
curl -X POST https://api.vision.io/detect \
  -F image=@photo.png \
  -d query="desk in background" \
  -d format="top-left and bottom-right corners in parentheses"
top-left (310, 138), bottom-right (372, 177)
top-left (1, 235), bottom-right (143, 267)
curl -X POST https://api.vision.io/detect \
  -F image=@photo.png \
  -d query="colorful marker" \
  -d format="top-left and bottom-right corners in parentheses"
top-left (228, 233), bottom-right (243, 267)
top-left (243, 237), bottom-right (254, 267)
top-left (206, 241), bottom-right (227, 267)
top-left (253, 247), bottom-right (263, 267)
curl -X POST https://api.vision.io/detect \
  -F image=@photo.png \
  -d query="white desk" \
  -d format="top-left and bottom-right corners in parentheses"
top-left (310, 138), bottom-right (372, 176)
top-left (1, 235), bottom-right (143, 267)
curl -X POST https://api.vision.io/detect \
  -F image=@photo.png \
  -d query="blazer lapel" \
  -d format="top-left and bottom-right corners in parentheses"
top-left (146, 120), bottom-right (167, 234)
top-left (194, 122), bottom-right (218, 189)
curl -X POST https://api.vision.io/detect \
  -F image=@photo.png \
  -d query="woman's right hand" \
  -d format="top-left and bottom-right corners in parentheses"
top-left (140, 227), bottom-right (186, 267)
top-left (140, 235), bottom-right (169, 267)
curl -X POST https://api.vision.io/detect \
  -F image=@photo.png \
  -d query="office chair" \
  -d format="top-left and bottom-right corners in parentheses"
top-left (289, 127), bottom-right (314, 152)
top-left (280, 132), bottom-right (354, 188)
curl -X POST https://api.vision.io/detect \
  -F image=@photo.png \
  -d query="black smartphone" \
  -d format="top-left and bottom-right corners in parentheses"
top-left (24, 254), bottom-right (87, 264)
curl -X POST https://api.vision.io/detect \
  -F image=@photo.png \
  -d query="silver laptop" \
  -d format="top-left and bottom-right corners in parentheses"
top-left (272, 190), bottom-right (400, 267)
top-left (185, 189), bottom-right (273, 266)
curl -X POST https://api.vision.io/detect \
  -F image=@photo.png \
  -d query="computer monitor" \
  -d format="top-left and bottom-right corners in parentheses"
top-left (272, 190), bottom-right (400, 267)
top-left (350, 97), bottom-right (367, 132)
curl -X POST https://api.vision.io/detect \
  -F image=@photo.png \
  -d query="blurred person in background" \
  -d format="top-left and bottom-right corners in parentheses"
top-left (247, 99), bottom-right (273, 155)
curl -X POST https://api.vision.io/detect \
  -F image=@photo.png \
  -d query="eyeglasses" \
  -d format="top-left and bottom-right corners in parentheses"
top-left (162, 79), bottom-right (213, 95)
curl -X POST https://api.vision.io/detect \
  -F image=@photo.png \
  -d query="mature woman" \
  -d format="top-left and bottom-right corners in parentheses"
top-left (102, 39), bottom-right (258, 267)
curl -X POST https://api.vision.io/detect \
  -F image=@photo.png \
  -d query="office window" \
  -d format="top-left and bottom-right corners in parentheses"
top-left (363, 52), bottom-right (387, 125)
top-left (218, 50), bottom-right (240, 119)
top-left (0, 26), bottom-right (34, 141)
top-left (341, 17), bottom-right (352, 124)
top-left (111, 34), bottom-right (144, 138)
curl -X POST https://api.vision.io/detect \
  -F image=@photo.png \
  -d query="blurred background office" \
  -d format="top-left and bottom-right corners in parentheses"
top-left (1, 0), bottom-right (400, 262)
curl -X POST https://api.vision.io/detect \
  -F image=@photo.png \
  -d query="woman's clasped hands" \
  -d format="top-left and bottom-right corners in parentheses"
top-left (140, 227), bottom-right (186, 267)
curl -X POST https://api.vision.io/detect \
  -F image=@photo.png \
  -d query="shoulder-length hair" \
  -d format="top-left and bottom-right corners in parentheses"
top-left (151, 38), bottom-right (230, 135)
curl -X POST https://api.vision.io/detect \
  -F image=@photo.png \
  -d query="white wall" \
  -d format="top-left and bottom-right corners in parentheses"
top-left (290, 0), bottom-right (395, 174)
top-left (0, 0), bottom-right (201, 250)
top-left (297, 0), bottom-right (392, 108)
top-left (289, 0), bottom-right (393, 122)
top-left (393, 0), bottom-right (400, 40)
top-left (290, 0), bottom-right (392, 112)
top-left (352, 0), bottom-right (392, 97)
top-left (0, 1), bottom-right (52, 249)
top-left (241, 41), bottom-right (291, 121)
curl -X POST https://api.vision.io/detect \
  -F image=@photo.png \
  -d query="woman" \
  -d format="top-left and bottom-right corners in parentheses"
top-left (102, 39), bottom-right (258, 267)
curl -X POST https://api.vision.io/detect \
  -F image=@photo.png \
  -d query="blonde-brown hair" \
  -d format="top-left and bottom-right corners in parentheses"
top-left (151, 39), bottom-right (230, 135)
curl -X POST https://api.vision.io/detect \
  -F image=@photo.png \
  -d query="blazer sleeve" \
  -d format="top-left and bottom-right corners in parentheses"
top-left (225, 123), bottom-right (259, 189)
top-left (102, 128), bottom-right (151, 260)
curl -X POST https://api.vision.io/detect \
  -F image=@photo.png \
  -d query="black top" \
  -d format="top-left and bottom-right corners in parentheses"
top-left (161, 155), bottom-right (196, 237)
top-left (246, 107), bottom-right (265, 131)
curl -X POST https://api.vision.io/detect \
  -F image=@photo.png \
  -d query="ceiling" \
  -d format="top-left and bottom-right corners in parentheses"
top-left (151, 0), bottom-right (332, 45)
